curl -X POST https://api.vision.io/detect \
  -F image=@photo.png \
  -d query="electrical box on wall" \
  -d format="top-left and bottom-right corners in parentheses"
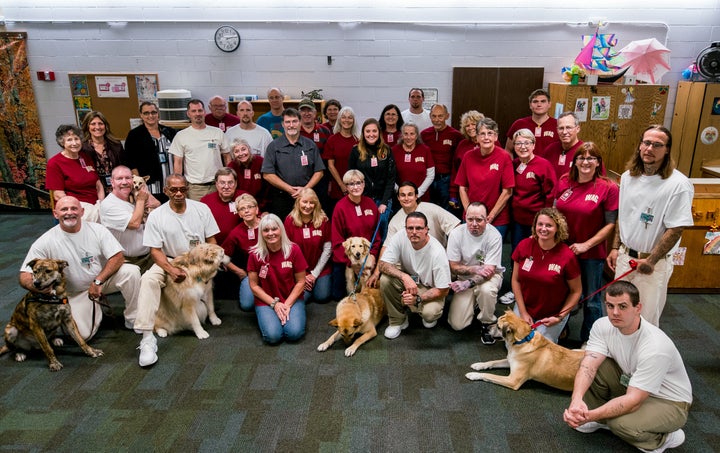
top-left (36, 71), bottom-right (55, 81)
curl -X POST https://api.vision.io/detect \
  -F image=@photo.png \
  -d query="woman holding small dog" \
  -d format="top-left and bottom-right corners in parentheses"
top-left (248, 214), bottom-right (308, 344)
top-left (511, 207), bottom-right (581, 343)
top-left (284, 188), bottom-right (332, 303)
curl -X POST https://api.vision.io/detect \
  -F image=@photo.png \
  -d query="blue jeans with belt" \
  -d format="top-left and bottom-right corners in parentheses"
top-left (579, 258), bottom-right (605, 342)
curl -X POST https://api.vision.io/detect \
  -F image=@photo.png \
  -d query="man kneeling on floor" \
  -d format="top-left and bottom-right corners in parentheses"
top-left (446, 202), bottom-right (504, 344)
top-left (563, 281), bottom-right (691, 452)
top-left (378, 211), bottom-right (450, 339)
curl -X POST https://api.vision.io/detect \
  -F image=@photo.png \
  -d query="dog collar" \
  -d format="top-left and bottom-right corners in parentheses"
top-left (28, 294), bottom-right (68, 304)
top-left (514, 330), bottom-right (535, 345)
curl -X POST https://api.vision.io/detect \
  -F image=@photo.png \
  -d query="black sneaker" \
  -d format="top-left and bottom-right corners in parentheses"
top-left (481, 324), bottom-right (496, 345)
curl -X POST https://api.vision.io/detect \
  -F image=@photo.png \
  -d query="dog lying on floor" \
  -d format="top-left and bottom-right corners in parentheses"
top-left (465, 310), bottom-right (584, 391)
top-left (154, 243), bottom-right (230, 339)
top-left (343, 236), bottom-right (373, 293)
top-left (317, 286), bottom-right (386, 357)
top-left (0, 258), bottom-right (103, 371)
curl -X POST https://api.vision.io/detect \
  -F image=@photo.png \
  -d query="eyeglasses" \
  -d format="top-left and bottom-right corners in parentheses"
top-left (141, 111), bottom-right (158, 116)
top-left (217, 181), bottom-right (235, 187)
top-left (514, 141), bottom-right (534, 148)
top-left (640, 140), bottom-right (666, 149)
top-left (477, 131), bottom-right (497, 138)
top-left (167, 186), bottom-right (188, 194)
top-left (346, 181), bottom-right (364, 187)
top-left (576, 156), bottom-right (598, 162)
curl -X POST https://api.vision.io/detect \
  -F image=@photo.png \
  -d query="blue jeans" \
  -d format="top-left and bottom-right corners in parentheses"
top-left (513, 304), bottom-right (569, 344)
top-left (430, 173), bottom-right (450, 210)
top-left (579, 258), bottom-right (605, 342)
top-left (255, 299), bottom-right (306, 345)
top-left (238, 276), bottom-right (255, 312)
top-left (374, 198), bottom-right (392, 243)
top-left (331, 262), bottom-right (348, 301)
top-left (511, 222), bottom-right (532, 252)
top-left (303, 273), bottom-right (332, 303)
top-left (494, 224), bottom-right (509, 242)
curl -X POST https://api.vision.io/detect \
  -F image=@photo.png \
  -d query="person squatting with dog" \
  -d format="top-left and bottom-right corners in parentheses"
top-left (133, 174), bottom-right (220, 367)
top-left (564, 280), bottom-right (692, 452)
top-left (20, 196), bottom-right (141, 340)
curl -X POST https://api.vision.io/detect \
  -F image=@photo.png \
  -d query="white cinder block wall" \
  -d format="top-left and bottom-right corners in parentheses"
top-left (1, 1), bottom-right (718, 158)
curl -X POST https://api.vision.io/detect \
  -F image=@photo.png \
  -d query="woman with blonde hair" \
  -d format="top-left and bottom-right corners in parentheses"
top-left (81, 111), bottom-right (126, 193)
top-left (449, 110), bottom-right (484, 210)
top-left (326, 106), bottom-right (360, 202)
top-left (284, 188), bottom-right (332, 303)
top-left (222, 193), bottom-right (262, 311)
top-left (248, 214), bottom-right (308, 344)
top-left (511, 207), bottom-right (581, 343)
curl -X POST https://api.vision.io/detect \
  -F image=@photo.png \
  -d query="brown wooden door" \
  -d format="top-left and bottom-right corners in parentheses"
top-left (452, 67), bottom-right (544, 139)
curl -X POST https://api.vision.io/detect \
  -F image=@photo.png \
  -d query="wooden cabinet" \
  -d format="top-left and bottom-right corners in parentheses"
top-left (548, 83), bottom-right (670, 175)
top-left (671, 81), bottom-right (720, 178)
top-left (668, 179), bottom-right (720, 292)
top-left (228, 99), bottom-right (324, 122)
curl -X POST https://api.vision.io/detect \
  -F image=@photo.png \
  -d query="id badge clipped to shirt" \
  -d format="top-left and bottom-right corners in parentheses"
top-left (300, 153), bottom-right (309, 166)
top-left (370, 157), bottom-right (378, 167)
top-left (259, 264), bottom-right (269, 279)
top-left (521, 257), bottom-right (533, 272)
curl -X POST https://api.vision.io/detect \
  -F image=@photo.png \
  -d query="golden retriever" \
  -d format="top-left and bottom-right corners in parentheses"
top-left (154, 243), bottom-right (230, 339)
top-left (0, 259), bottom-right (102, 371)
top-left (342, 236), bottom-right (372, 293)
top-left (317, 286), bottom-right (386, 357)
top-left (465, 310), bottom-right (584, 391)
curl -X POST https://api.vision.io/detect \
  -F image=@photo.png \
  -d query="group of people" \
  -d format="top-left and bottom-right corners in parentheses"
top-left (30, 86), bottom-right (694, 451)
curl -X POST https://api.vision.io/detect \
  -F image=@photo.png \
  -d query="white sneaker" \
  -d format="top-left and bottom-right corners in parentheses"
top-left (499, 292), bottom-right (515, 305)
top-left (575, 421), bottom-right (609, 433)
top-left (384, 318), bottom-right (409, 339)
top-left (137, 336), bottom-right (158, 367)
top-left (638, 429), bottom-right (685, 453)
top-left (422, 319), bottom-right (437, 329)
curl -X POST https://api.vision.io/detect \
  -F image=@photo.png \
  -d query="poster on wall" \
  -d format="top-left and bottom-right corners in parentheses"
top-left (618, 104), bottom-right (633, 120)
top-left (73, 96), bottom-right (92, 110)
top-left (704, 231), bottom-right (720, 255)
top-left (135, 75), bottom-right (158, 103)
top-left (70, 75), bottom-right (89, 96)
top-left (421, 88), bottom-right (438, 111)
top-left (591, 96), bottom-right (611, 120)
top-left (574, 98), bottom-right (588, 122)
top-left (96, 76), bottom-right (129, 98)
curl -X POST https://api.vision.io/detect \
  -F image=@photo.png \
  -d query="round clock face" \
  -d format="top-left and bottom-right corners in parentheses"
top-left (215, 26), bottom-right (240, 53)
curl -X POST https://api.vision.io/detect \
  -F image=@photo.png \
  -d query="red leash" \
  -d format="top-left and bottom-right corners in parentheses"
top-left (530, 259), bottom-right (638, 329)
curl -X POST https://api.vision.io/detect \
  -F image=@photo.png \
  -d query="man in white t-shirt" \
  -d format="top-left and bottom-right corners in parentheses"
top-left (379, 211), bottom-right (451, 339)
top-left (224, 100), bottom-right (273, 157)
top-left (446, 202), bottom-right (504, 344)
top-left (564, 281), bottom-right (691, 452)
top-left (133, 174), bottom-right (220, 367)
top-left (100, 166), bottom-right (158, 272)
top-left (400, 88), bottom-right (432, 132)
top-left (169, 99), bottom-right (230, 201)
top-left (606, 126), bottom-right (693, 327)
top-left (20, 196), bottom-right (141, 339)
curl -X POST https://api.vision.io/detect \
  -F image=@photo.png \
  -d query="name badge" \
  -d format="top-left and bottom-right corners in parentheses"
top-left (208, 142), bottom-right (217, 149)
top-left (301, 154), bottom-right (309, 166)
top-left (640, 212), bottom-right (654, 225)
top-left (189, 239), bottom-right (200, 248)
top-left (259, 264), bottom-right (268, 279)
top-left (516, 163), bottom-right (527, 174)
top-left (535, 126), bottom-right (542, 137)
top-left (159, 152), bottom-right (167, 163)
top-left (522, 257), bottom-right (533, 271)
top-left (355, 205), bottom-right (363, 216)
top-left (229, 202), bottom-right (237, 214)
top-left (105, 175), bottom-right (112, 186)
top-left (404, 153), bottom-right (412, 163)
top-left (371, 157), bottom-right (378, 167)
top-left (219, 122), bottom-right (226, 132)
top-left (559, 189), bottom-right (572, 202)
top-left (80, 254), bottom-right (96, 268)
top-left (303, 227), bottom-right (311, 239)
top-left (244, 169), bottom-right (252, 179)
top-left (388, 133), bottom-right (394, 143)
top-left (558, 154), bottom-right (567, 166)
top-left (248, 228), bottom-right (256, 240)
top-left (314, 132), bottom-right (320, 142)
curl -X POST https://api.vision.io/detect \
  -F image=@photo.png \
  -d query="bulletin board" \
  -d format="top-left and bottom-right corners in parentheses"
top-left (68, 73), bottom-right (159, 138)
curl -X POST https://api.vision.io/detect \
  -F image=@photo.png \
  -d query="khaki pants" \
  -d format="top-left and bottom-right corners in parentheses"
top-left (187, 183), bottom-right (216, 201)
top-left (68, 263), bottom-right (141, 340)
top-left (584, 358), bottom-right (690, 451)
top-left (380, 274), bottom-right (445, 326)
top-left (616, 247), bottom-right (673, 327)
top-left (447, 273), bottom-right (503, 330)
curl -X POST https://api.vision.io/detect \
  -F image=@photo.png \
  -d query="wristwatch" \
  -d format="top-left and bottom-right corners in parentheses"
top-left (415, 294), bottom-right (423, 305)
top-left (93, 278), bottom-right (103, 286)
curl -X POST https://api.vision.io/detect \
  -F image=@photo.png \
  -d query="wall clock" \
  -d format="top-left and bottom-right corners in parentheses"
top-left (214, 25), bottom-right (240, 53)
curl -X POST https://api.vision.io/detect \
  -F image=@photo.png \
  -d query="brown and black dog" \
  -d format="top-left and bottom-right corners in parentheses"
top-left (0, 258), bottom-right (103, 371)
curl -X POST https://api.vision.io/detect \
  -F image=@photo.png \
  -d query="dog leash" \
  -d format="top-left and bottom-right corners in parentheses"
top-left (529, 259), bottom-right (638, 330)
top-left (350, 217), bottom-right (383, 297)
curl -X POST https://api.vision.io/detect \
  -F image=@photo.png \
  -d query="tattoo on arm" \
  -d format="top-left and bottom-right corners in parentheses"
top-left (649, 227), bottom-right (684, 263)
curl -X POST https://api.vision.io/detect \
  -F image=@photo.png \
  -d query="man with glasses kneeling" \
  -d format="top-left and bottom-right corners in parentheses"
top-left (133, 174), bottom-right (220, 367)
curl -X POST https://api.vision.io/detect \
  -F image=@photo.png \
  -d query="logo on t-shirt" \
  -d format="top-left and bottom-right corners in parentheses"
top-left (585, 194), bottom-right (599, 204)
top-left (415, 157), bottom-right (425, 163)
top-left (364, 209), bottom-right (374, 216)
top-left (543, 131), bottom-right (555, 138)
top-left (525, 171), bottom-right (536, 180)
top-left (548, 263), bottom-right (561, 274)
top-left (443, 139), bottom-right (453, 146)
top-left (489, 163), bottom-right (499, 171)
top-left (282, 261), bottom-right (293, 269)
